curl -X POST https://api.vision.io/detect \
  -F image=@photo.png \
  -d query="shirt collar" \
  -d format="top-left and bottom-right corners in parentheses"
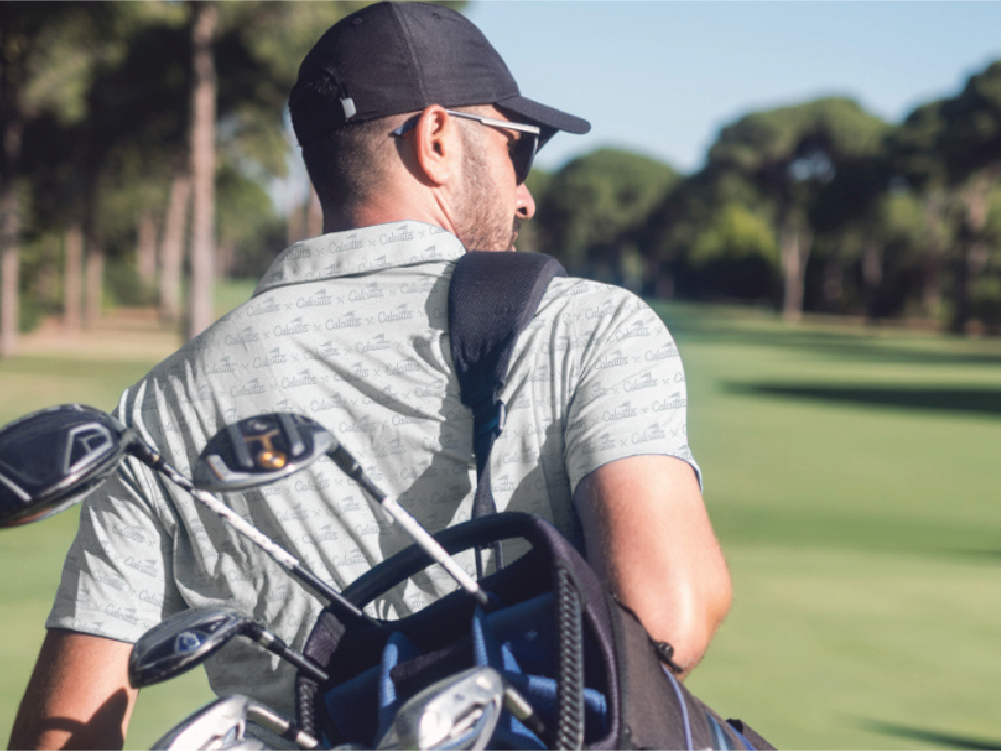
top-left (254, 221), bottom-right (466, 297)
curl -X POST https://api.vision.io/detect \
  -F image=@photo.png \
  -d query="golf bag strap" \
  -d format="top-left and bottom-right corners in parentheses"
top-left (448, 251), bottom-right (567, 569)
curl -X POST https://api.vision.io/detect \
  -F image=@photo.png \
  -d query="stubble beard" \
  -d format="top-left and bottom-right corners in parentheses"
top-left (453, 141), bottom-right (519, 252)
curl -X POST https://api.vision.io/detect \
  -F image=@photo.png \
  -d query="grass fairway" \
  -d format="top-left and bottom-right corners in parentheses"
top-left (1, 296), bottom-right (999, 748)
top-left (657, 305), bottom-right (1001, 749)
top-left (0, 287), bottom-right (253, 748)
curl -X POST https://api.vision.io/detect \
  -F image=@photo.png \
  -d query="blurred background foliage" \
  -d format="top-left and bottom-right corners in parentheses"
top-left (2, 1), bottom-right (1001, 351)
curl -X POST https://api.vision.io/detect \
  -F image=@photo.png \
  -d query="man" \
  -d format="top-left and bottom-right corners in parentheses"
top-left (9, 3), bottom-right (731, 748)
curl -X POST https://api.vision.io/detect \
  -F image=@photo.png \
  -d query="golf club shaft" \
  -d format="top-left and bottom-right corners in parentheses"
top-left (327, 444), bottom-right (489, 607)
top-left (248, 623), bottom-right (329, 684)
top-left (129, 443), bottom-right (367, 621)
top-left (247, 702), bottom-right (320, 750)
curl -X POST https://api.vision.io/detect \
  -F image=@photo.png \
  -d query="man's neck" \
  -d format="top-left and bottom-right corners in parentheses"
top-left (321, 181), bottom-right (457, 238)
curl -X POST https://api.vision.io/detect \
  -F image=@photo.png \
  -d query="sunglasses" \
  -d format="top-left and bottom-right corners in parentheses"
top-left (392, 110), bottom-right (541, 184)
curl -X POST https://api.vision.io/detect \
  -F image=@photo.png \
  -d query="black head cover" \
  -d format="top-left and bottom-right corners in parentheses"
top-left (0, 404), bottom-right (131, 528)
top-left (129, 607), bottom-right (250, 689)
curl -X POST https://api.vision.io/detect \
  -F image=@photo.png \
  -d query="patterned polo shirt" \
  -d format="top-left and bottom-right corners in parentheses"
top-left (46, 221), bottom-right (698, 719)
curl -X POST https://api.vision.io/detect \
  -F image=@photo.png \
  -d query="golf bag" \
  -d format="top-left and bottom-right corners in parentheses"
top-left (294, 252), bottom-right (773, 749)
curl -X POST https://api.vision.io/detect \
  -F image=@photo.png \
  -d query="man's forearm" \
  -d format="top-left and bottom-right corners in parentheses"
top-left (8, 629), bottom-right (137, 750)
top-left (574, 454), bottom-right (732, 677)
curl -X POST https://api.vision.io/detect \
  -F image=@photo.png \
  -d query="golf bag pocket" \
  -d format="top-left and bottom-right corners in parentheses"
top-left (295, 512), bottom-right (773, 750)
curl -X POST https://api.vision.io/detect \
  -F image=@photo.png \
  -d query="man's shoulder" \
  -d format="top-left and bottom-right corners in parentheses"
top-left (546, 275), bottom-right (640, 301)
top-left (539, 275), bottom-right (656, 325)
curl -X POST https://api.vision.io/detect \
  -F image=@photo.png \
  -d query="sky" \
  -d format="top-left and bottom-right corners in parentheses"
top-left (464, 1), bottom-right (1001, 174)
top-left (276, 1), bottom-right (1001, 210)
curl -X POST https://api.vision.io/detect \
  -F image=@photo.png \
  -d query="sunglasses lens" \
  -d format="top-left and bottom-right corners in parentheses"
top-left (512, 134), bottom-right (538, 184)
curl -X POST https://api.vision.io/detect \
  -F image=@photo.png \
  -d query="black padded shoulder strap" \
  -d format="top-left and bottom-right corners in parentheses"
top-left (448, 251), bottom-right (566, 479)
top-left (448, 251), bottom-right (565, 577)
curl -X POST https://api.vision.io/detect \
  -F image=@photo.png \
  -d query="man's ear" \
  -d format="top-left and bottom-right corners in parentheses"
top-left (412, 105), bottom-right (461, 186)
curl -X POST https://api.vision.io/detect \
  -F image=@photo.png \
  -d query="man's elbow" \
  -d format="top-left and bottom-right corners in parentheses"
top-left (662, 560), bottom-right (733, 677)
top-left (699, 564), bottom-right (733, 659)
top-left (707, 562), bottom-right (733, 635)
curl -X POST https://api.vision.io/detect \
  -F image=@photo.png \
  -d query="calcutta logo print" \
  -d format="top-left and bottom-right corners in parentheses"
top-left (49, 220), bottom-right (699, 716)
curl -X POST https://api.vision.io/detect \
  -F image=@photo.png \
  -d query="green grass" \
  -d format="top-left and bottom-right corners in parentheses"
top-left (657, 303), bottom-right (1001, 748)
top-left (215, 278), bottom-right (257, 318)
top-left (1, 298), bottom-right (1000, 748)
top-left (0, 287), bottom-right (254, 747)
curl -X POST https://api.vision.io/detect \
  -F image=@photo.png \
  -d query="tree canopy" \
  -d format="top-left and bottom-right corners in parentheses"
top-left (2, 4), bottom-right (1001, 343)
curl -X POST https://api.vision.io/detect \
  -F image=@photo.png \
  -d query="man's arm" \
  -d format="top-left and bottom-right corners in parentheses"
top-left (574, 454), bottom-right (731, 678)
top-left (8, 629), bottom-right (138, 750)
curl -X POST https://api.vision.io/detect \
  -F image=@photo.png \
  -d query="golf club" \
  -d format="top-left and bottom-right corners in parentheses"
top-left (151, 695), bottom-right (258, 751)
top-left (151, 694), bottom-right (319, 750)
top-left (195, 413), bottom-right (488, 607)
top-left (0, 404), bottom-right (131, 527)
top-left (376, 667), bottom-right (509, 751)
top-left (129, 606), bottom-right (329, 689)
top-left (0, 404), bottom-right (366, 621)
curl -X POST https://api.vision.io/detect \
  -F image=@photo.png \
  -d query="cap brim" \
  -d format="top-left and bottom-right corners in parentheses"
top-left (497, 94), bottom-right (591, 136)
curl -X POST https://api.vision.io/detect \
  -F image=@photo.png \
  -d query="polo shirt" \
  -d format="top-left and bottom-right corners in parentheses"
top-left (47, 221), bottom-right (698, 718)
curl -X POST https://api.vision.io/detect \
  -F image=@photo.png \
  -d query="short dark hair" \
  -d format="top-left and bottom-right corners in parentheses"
top-left (291, 70), bottom-right (397, 214)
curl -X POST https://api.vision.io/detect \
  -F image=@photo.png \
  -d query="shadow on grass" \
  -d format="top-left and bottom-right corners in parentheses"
top-left (726, 383), bottom-right (1001, 418)
top-left (658, 308), bottom-right (1001, 368)
top-left (861, 719), bottom-right (1001, 750)
top-left (712, 505), bottom-right (1001, 560)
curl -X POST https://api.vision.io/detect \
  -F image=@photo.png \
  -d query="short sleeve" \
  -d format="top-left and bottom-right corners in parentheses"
top-left (562, 287), bottom-right (699, 493)
top-left (45, 455), bottom-right (183, 642)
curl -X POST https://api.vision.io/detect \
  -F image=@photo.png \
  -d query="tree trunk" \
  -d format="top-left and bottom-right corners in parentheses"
top-left (161, 169), bottom-right (190, 322)
top-left (950, 172), bottom-right (997, 335)
top-left (0, 62), bottom-right (24, 358)
top-left (0, 192), bottom-right (18, 357)
top-left (187, 0), bottom-right (217, 340)
top-left (780, 220), bottom-right (812, 323)
top-left (919, 191), bottom-right (946, 323)
top-left (85, 245), bottom-right (104, 328)
top-left (137, 208), bottom-right (157, 287)
top-left (861, 238), bottom-right (882, 322)
top-left (64, 222), bottom-right (83, 331)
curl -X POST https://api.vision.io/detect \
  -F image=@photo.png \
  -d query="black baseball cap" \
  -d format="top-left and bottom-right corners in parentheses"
top-left (289, 1), bottom-right (590, 147)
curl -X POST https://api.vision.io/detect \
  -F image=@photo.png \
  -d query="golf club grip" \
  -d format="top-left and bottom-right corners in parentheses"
top-left (327, 445), bottom-right (487, 606)
top-left (382, 498), bottom-right (488, 606)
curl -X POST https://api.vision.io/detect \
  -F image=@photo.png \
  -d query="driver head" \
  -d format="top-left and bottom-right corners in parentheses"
top-left (0, 404), bottom-right (132, 527)
top-left (194, 413), bottom-right (335, 492)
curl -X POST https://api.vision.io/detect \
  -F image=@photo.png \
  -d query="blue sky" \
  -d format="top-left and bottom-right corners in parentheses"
top-left (465, 1), bottom-right (1001, 174)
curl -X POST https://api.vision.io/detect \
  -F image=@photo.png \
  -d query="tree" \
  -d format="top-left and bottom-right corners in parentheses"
top-left (639, 161), bottom-right (776, 301)
top-left (933, 61), bottom-right (1001, 333)
top-left (185, 1), bottom-right (377, 336)
top-left (535, 148), bottom-right (679, 286)
top-left (0, 4), bottom-right (115, 355)
top-left (808, 151), bottom-right (896, 319)
top-left (20, 9), bottom-right (188, 326)
top-left (886, 101), bottom-right (955, 322)
top-left (888, 61), bottom-right (1001, 333)
top-left (188, 1), bottom-right (217, 339)
top-left (706, 97), bottom-right (888, 321)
